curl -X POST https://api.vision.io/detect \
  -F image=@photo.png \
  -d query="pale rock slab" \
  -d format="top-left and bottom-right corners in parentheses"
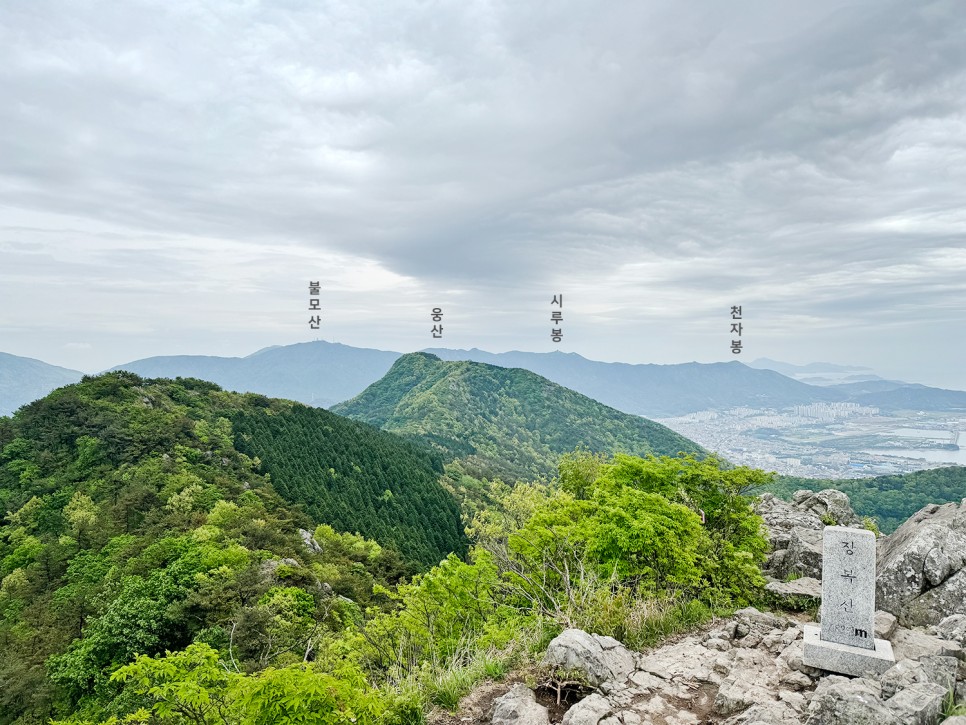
top-left (891, 626), bottom-right (965, 662)
top-left (876, 501), bottom-right (966, 627)
top-left (544, 630), bottom-right (636, 687)
top-left (490, 684), bottom-right (550, 725)
top-left (561, 693), bottom-right (611, 725)
top-left (935, 614), bottom-right (966, 646)
top-left (804, 675), bottom-right (901, 725)
top-left (785, 527), bottom-right (826, 580)
top-left (883, 681), bottom-right (948, 725)
top-left (765, 576), bottom-right (822, 605)
top-left (803, 526), bottom-right (896, 676)
top-left (875, 610), bottom-right (898, 639)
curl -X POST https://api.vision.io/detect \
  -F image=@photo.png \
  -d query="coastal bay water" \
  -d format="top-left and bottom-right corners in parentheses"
top-left (861, 448), bottom-right (966, 465)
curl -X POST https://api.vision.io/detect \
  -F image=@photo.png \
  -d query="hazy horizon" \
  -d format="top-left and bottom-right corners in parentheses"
top-left (7, 338), bottom-right (963, 395)
top-left (3, 0), bottom-right (965, 390)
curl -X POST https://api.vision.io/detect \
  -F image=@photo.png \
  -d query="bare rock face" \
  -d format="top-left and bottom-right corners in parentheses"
top-left (757, 490), bottom-right (860, 580)
top-left (757, 493), bottom-right (824, 550)
top-left (876, 501), bottom-right (966, 626)
top-left (783, 528), bottom-right (825, 580)
top-left (881, 655), bottom-right (959, 700)
top-left (804, 676), bottom-right (900, 725)
top-left (517, 602), bottom-right (966, 725)
top-left (560, 694), bottom-right (611, 725)
top-left (795, 490), bottom-right (862, 528)
top-left (298, 528), bottom-right (323, 554)
top-left (490, 684), bottom-right (549, 725)
top-left (889, 626), bottom-right (964, 662)
top-left (543, 630), bottom-right (636, 688)
top-left (884, 681), bottom-right (949, 725)
top-left (935, 615), bottom-right (966, 646)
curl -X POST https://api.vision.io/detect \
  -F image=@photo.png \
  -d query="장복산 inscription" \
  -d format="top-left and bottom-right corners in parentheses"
top-left (819, 526), bottom-right (876, 650)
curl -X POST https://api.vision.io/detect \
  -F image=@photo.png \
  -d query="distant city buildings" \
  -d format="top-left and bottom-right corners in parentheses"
top-left (791, 402), bottom-right (880, 421)
top-left (657, 405), bottom-right (960, 479)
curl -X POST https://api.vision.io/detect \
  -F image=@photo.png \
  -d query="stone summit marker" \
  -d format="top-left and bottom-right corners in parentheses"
top-left (802, 525), bottom-right (895, 676)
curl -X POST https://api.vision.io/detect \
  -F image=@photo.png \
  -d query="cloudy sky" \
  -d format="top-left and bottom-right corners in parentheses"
top-left (2, 0), bottom-right (965, 389)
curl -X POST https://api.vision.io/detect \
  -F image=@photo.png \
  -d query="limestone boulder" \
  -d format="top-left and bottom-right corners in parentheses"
top-left (935, 615), bottom-right (966, 646)
top-left (883, 681), bottom-right (948, 725)
top-left (804, 676), bottom-right (901, 725)
top-left (490, 684), bottom-right (549, 725)
top-left (796, 489), bottom-right (862, 527)
top-left (561, 694), bottom-right (612, 725)
top-left (876, 501), bottom-right (966, 626)
top-left (543, 630), bottom-right (635, 688)
top-left (782, 527), bottom-right (825, 580)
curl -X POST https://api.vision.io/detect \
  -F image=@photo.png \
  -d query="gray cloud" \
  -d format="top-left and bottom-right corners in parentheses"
top-left (1, 0), bottom-right (965, 387)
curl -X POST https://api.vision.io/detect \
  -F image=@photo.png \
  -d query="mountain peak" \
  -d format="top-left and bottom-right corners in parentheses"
top-left (333, 356), bottom-right (703, 481)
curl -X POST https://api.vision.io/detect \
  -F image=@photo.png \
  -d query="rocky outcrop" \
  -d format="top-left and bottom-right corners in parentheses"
top-left (543, 630), bottom-right (636, 688)
top-left (560, 694), bottom-right (612, 725)
top-left (876, 501), bottom-right (966, 627)
top-left (757, 490), bottom-right (861, 580)
top-left (759, 493), bottom-right (966, 630)
top-left (475, 495), bottom-right (966, 725)
top-left (935, 615), bottom-right (966, 646)
top-left (299, 528), bottom-right (323, 554)
top-left (511, 605), bottom-right (966, 725)
top-left (804, 675), bottom-right (901, 725)
top-left (490, 684), bottom-right (550, 725)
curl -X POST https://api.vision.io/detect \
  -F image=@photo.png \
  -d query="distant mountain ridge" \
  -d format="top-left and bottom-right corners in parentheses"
top-left (5, 342), bottom-right (966, 419)
top-left (109, 341), bottom-right (399, 408)
top-left (0, 352), bottom-right (84, 416)
top-left (332, 352), bottom-right (704, 481)
top-left (422, 348), bottom-right (847, 417)
top-left (748, 358), bottom-right (873, 375)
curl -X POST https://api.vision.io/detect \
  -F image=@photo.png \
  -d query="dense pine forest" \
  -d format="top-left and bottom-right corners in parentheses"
top-left (333, 353), bottom-right (703, 481)
top-left (0, 372), bottom-right (769, 725)
top-left (763, 466), bottom-right (966, 533)
top-left (230, 405), bottom-right (465, 566)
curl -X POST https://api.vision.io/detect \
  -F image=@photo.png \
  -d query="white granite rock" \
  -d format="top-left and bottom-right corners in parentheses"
top-left (876, 501), bottom-right (966, 627)
top-left (544, 629), bottom-right (636, 687)
top-left (935, 614), bottom-right (966, 645)
top-left (804, 676), bottom-right (901, 725)
top-left (561, 694), bottom-right (612, 725)
top-left (490, 684), bottom-right (550, 725)
top-left (883, 681), bottom-right (948, 725)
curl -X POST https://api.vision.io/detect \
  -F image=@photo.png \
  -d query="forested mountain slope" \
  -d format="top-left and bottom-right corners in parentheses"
top-left (332, 352), bottom-right (703, 481)
top-left (0, 372), bottom-right (468, 723)
top-left (111, 340), bottom-right (400, 408)
top-left (230, 403), bottom-right (465, 565)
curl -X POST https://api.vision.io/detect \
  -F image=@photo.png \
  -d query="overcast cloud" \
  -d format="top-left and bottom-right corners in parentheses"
top-left (1, 0), bottom-right (965, 389)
